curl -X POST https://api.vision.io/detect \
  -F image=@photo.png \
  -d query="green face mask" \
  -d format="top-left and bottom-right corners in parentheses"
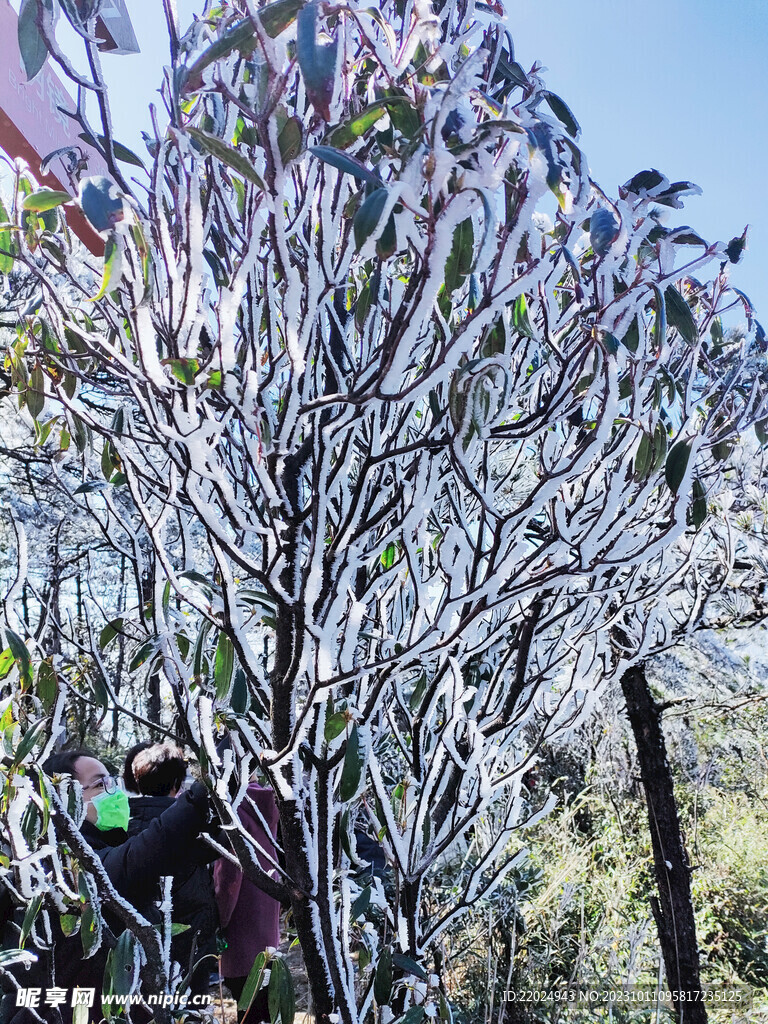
top-left (90, 789), bottom-right (130, 832)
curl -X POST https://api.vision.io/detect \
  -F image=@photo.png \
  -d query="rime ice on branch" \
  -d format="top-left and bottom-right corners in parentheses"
top-left (1, 0), bottom-right (767, 1021)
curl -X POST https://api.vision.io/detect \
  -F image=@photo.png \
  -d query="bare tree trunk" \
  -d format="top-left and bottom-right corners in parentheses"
top-left (621, 664), bottom-right (707, 1024)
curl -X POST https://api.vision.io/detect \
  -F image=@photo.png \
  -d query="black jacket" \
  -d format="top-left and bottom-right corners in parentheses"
top-left (126, 793), bottom-right (219, 992)
top-left (0, 782), bottom-right (214, 1024)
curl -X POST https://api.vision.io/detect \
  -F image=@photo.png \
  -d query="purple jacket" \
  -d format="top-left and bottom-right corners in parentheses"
top-left (214, 782), bottom-right (281, 978)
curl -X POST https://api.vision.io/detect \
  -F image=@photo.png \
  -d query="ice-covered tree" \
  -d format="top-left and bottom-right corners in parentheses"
top-left (1, 0), bottom-right (767, 1021)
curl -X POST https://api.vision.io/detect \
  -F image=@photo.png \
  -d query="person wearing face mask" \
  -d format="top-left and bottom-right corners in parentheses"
top-left (0, 748), bottom-right (216, 1024)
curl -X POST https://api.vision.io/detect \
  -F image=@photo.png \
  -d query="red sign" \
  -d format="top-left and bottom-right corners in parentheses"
top-left (0, 0), bottom-right (115, 253)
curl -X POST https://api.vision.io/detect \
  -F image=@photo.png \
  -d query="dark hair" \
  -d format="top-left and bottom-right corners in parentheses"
top-left (123, 740), bottom-right (153, 794)
top-left (131, 743), bottom-right (186, 797)
top-left (43, 749), bottom-right (96, 779)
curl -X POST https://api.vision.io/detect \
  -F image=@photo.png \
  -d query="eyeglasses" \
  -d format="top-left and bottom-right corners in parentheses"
top-left (83, 775), bottom-right (121, 795)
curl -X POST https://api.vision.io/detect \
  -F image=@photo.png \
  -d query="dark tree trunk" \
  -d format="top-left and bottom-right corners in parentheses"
top-left (621, 664), bottom-right (707, 1024)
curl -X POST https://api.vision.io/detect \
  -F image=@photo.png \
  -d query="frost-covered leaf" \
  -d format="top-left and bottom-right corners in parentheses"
top-left (392, 951), bottom-right (428, 981)
top-left (350, 885), bottom-right (371, 920)
top-left (297, 1), bottom-right (337, 122)
top-left (541, 90), bottom-right (580, 138)
top-left (590, 207), bottom-right (619, 257)
top-left (278, 117), bottom-right (303, 165)
top-left (354, 189), bottom-right (389, 251)
top-left (78, 177), bottom-right (125, 234)
top-left (163, 357), bottom-right (200, 385)
top-left (12, 718), bottom-right (48, 769)
top-left (214, 633), bottom-right (235, 700)
top-left (329, 98), bottom-right (407, 149)
top-left (19, 894), bottom-right (43, 948)
top-left (23, 190), bottom-right (71, 213)
top-left (310, 146), bottom-right (382, 188)
top-left (324, 711), bottom-right (348, 742)
top-left (36, 660), bottom-right (57, 710)
top-left (267, 954), bottom-right (295, 1024)
top-left (99, 618), bottom-right (124, 650)
top-left (690, 478), bottom-right (707, 529)
top-left (374, 947), bottom-right (393, 1004)
top-left (26, 364), bottom-right (46, 420)
top-left (238, 951), bottom-right (267, 1012)
top-left (5, 629), bottom-right (31, 684)
top-left (188, 128), bottom-right (266, 189)
top-left (18, 0), bottom-right (51, 82)
top-left (664, 285), bottom-right (697, 346)
top-left (339, 725), bottom-right (366, 802)
top-left (665, 440), bottom-right (692, 495)
top-left (91, 235), bottom-right (120, 301)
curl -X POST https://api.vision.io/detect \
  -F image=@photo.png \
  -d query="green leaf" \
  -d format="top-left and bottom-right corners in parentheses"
top-left (91, 234), bottom-right (120, 302)
top-left (590, 207), bottom-right (619, 257)
top-left (60, 914), bottom-right (79, 937)
top-left (396, 1009), bottom-right (426, 1024)
top-left (377, 213), bottom-right (397, 260)
top-left (409, 671), bottom-right (427, 711)
top-left (129, 639), bottom-right (154, 672)
top-left (23, 190), bottom-right (71, 213)
top-left (634, 432), bottom-right (652, 480)
top-left (80, 899), bottom-right (100, 957)
top-left (0, 200), bottom-right (13, 274)
top-left (651, 285), bottom-right (667, 350)
top-left (267, 954), bottom-right (295, 1024)
top-left (19, 894), bottom-right (43, 948)
top-left (79, 177), bottom-right (124, 233)
top-left (380, 541), bottom-right (396, 570)
top-left (26, 364), bottom-right (45, 420)
top-left (339, 724), bottom-right (366, 802)
top-left (73, 480), bottom-right (107, 495)
top-left (665, 439), bottom-right (692, 495)
top-left (238, 951), bottom-right (267, 1012)
top-left (664, 285), bottom-right (698, 346)
top-left (374, 947), bottom-right (393, 1005)
top-left (621, 317), bottom-right (639, 353)
top-left (297, 1), bottom-right (338, 121)
top-left (324, 711), bottom-right (347, 742)
top-left (99, 618), bottom-right (124, 650)
top-left (310, 145), bottom-right (382, 188)
top-left (329, 98), bottom-right (408, 148)
top-left (188, 128), bottom-right (266, 189)
top-left (0, 649), bottom-right (14, 680)
top-left (278, 117), bottom-right (303, 165)
top-left (214, 633), bottom-right (235, 701)
top-left (496, 51), bottom-right (529, 90)
top-left (110, 930), bottom-right (137, 997)
top-left (351, 885), bottom-right (371, 920)
top-left (230, 667), bottom-right (249, 715)
top-left (18, 0), bottom-right (50, 82)
top-left (163, 357), bottom-right (200, 385)
top-left (392, 951), bottom-right (428, 981)
top-left (354, 188), bottom-right (389, 251)
top-left (182, 1), bottom-right (302, 91)
top-left (512, 293), bottom-right (534, 338)
top-left (542, 90), bottom-right (580, 138)
top-left (444, 219), bottom-right (474, 296)
top-left (690, 477), bottom-right (707, 529)
top-left (77, 132), bottom-right (145, 168)
top-left (5, 629), bottom-right (31, 684)
top-left (11, 718), bottom-right (48, 770)
top-left (36, 660), bottom-right (57, 710)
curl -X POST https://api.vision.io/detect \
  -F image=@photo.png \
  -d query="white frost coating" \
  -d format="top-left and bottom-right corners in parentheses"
top-left (4, 2), bottom-right (760, 1017)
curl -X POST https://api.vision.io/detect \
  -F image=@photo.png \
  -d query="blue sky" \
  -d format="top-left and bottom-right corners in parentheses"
top-left (96, 0), bottom-right (766, 314)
